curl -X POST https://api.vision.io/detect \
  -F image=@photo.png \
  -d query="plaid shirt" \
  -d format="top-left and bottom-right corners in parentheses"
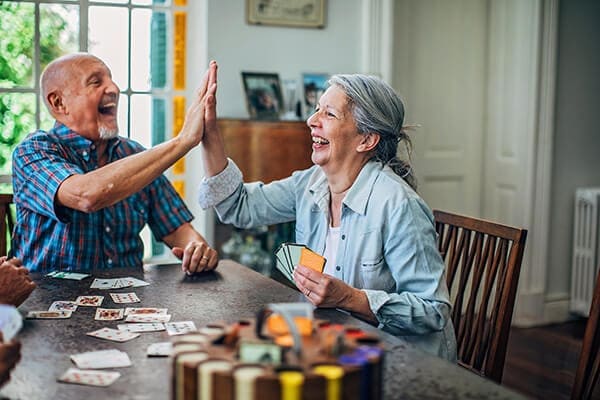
top-left (12, 122), bottom-right (193, 273)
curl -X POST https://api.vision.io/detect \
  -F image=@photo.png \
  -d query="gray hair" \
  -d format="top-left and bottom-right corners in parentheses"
top-left (328, 74), bottom-right (417, 191)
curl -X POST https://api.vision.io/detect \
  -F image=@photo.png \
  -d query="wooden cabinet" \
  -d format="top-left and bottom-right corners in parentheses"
top-left (214, 119), bottom-right (313, 276)
top-left (217, 118), bottom-right (313, 183)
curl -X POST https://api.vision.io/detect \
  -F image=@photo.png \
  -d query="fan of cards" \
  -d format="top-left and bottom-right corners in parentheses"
top-left (274, 243), bottom-right (326, 285)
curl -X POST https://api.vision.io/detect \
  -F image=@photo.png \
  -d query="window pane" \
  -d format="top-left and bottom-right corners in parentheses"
top-left (131, 9), bottom-right (152, 91)
top-left (89, 6), bottom-right (129, 91)
top-left (0, 2), bottom-right (34, 88)
top-left (130, 94), bottom-right (151, 148)
top-left (0, 93), bottom-right (36, 174)
top-left (40, 4), bottom-right (79, 71)
top-left (133, 0), bottom-right (153, 5)
top-left (93, 0), bottom-right (128, 4)
top-left (118, 94), bottom-right (129, 138)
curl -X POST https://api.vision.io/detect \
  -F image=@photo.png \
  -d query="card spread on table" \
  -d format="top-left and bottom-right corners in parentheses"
top-left (26, 310), bottom-right (72, 319)
top-left (91, 277), bottom-right (150, 290)
top-left (70, 349), bottom-right (131, 369)
top-left (46, 271), bottom-right (90, 280)
top-left (274, 243), bottom-right (326, 285)
top-left (110, 292), bottom-right (140, 304)
top-left (0, 305), bottom-right (22, 341)
top-left (94, 308), bottom-right (125, 321)
top-left (125, 313), bottom-right (171, 323)
top-left (165, 321), bottom-right (197, 336)
top-left (124, 307), bottom-right (167, 316)
top-left (146, 342), bottom-right (173, 357)
top-left (75, 295), bottom-right (104, 307)
top-left (117, 323), bottom-right (165, 333)
top-left (87, 327), bottom-right (140, 342)
top-left (49, 301), bottom-right (78, 312)
top-left (58, 368), bottom-right (121, 387)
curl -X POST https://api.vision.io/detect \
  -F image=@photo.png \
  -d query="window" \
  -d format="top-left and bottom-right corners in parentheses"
top-left (0, 0), bottom-right (189, 257)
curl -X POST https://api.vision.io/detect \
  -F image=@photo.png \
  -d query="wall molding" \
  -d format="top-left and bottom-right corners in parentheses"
top-left (361, 0), bottom-right (393, 81)
top-left (513, 0), bottom-right (560, 326)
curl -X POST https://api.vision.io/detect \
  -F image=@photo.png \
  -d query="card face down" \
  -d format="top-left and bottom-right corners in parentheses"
top-left (58, 368), bottom-right (121, 387)
top-left (26, 310), bottom-right (72, 319)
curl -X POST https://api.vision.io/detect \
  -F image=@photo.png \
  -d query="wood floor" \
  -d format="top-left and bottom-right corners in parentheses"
top-left (502, 319), bottom-right (587, 400)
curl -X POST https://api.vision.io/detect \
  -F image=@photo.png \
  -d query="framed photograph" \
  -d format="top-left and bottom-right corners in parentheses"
top-left (242, 72), bottom-right (284, 120)
top-left (246, 0), bottom-right (326, 29)
top-left (302, 73), bottom-right (330, 118)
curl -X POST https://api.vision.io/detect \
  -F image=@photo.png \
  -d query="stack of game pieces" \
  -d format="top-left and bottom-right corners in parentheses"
top-left (171, 303), bottom-right (384, 400)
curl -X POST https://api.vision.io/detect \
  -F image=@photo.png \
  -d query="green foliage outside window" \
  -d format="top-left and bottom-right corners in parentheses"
top-left (0, 2), bottom-right (75, 176)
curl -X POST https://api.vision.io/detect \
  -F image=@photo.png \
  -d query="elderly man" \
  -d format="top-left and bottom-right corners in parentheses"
top-left (11, 53), bottom-right (218, 274)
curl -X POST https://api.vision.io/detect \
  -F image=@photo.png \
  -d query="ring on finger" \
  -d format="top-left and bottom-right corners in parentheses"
top-left (202, 255), bottom-right (210, 260)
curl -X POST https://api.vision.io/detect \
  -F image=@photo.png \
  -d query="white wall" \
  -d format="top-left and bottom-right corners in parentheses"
top-left (206, 0), bottom-right (362, 118)
top-left (547, 0), bottom-right (600, 299)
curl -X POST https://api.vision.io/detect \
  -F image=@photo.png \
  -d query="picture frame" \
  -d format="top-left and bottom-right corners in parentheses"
top-left (241, 72), bottom-right (284, 120)
top-left (246, 0), bottom-right (326, 29)
top-left (302, 73), bottom-right (330, 118)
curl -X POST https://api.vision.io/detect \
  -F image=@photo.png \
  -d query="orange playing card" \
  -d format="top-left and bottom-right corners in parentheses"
top-left (299, 247), bottom-right (326, 272)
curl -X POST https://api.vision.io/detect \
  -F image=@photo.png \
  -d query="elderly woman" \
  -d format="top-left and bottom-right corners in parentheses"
top-left (197, 62), bottom-right (456, 361)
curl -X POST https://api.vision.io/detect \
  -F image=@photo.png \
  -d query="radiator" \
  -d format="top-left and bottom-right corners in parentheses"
top-left (570, 188), bottom-right (600, 316)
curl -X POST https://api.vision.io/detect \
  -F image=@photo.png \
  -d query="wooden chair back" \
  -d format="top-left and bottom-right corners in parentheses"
top-left (0, 194), bottom-right (15, 256)
top-left (433, 209), bottom-right (527, 383)
top-left (572, 270), bottom-right (600, 400)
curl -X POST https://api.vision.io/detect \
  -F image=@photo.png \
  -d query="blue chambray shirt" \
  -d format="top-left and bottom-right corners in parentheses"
top-left (199, 159), bottom-right (457, 361)
top-left (12, 122), bottom-right (193, 273)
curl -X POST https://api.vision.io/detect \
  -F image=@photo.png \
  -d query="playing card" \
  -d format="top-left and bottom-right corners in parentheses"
top-left (76, 296), bottom-right (104, 307)
top-left (90, 278), bottom-right (116, 290)
top-left (26, 310), bottom-right (72, 319)
top-left (274, 244), bottom-right (295, 284)
top-left (124, 307), bottom-right (167, 316)
top-left (121, 277), bottom-right (150, 287)
top-left (70, 349), bottom-right (131, 369)
top-left (146, 342), bottom-right (173, 357)
top-left (87, 327), bottom-right (140, 342)
top-left (110, 292), bottom-right (140, 304)
top-left (300, 246), bottom-right (326, 272)
top-left (0, 305), bottom-right (22, 342)
top-left (47, 271), bottom-right (90, 280)
top-left (58, 368), bottom-right (121, 387)
top-left (94, 308), bottom-right (124, 321)
top-left (125, 313), bottom-right (171, 323)
top-left (117, 323), bottom-right (165, 333)
top-left (165, 321), bottom-right (197, 336)
top-left (49, 301), bottom-right (78, 312)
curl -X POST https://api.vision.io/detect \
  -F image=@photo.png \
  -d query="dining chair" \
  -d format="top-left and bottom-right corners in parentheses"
top-left (571, 269), bottom-right (600, 400)
top-left (0, 193), bottom-right (15, 257)
top-left (433, 209), bottom-right (527, 383)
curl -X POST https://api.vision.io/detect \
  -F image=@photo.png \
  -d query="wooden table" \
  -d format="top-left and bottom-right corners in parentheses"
top-left (2, 260), bottom-right (525, 400)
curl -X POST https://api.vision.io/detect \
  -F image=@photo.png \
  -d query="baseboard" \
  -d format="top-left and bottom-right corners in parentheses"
top-left (513, 291), bottom-right (573, 327)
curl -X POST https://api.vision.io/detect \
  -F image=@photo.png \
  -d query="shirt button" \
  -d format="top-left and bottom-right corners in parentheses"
top-left (107, 259), bottom-right (113, 265)
top-left (336, 266), bottom-right (341, 271)
top-left (91, 144), bottom-right (96, 150)
top-left (341, 234), bottom-right (346, 240)
top-left (82, 151), bottom-right (88, 157)
top-left (105, 226), bottom-right (111, 233)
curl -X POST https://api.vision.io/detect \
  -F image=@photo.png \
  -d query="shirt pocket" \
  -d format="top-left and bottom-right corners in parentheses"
top-left (357, 228), bottom-right (393, 290)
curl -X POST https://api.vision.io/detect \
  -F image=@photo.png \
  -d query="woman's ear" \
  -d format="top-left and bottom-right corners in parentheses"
top-left (357, 132), bottom-right (380, 153)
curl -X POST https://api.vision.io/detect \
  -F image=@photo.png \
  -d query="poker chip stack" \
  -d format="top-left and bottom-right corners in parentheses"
top-left (170, 315), bottom-right (384, 400)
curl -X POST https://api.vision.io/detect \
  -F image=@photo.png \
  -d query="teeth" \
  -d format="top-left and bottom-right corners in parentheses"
top-left (312, 136), bottom-right (329, 145)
